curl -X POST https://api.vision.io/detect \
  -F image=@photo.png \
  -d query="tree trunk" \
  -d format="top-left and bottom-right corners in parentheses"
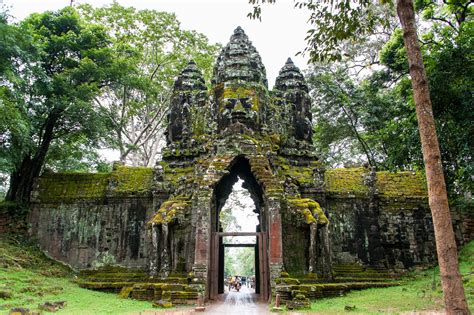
top-left (6, 110), bottom-right (60, 204)
top-left (396, 1), bottom-right (469, 313)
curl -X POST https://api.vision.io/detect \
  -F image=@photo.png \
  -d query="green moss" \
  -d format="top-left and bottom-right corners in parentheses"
top-left (35, 166), bottom-right (155, 203)
top-left (287, 198), bottom-right (329, 225)
top-left (36, 173), bottom-right (110, 203)
top-left (376, 171), bottom-right (427, 197)
top-left (325, 168), bottom-right (368, 195)
top-left (148, 195), bottom-right (191, 225)
top-left (109, 166), bottom-right (153, 196)
top-left (276, 277), bottom-right (300, 285)
top-left (325, 168), bottom-right (428, 198)
top-left (220, 86), bottom-right (259, 112)
top-left (273, 157), bottom-right (315, 186)
top-left (159, 162), bottom-right (195, 186)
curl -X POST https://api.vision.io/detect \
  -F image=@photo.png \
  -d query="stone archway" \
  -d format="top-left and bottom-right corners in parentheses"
top-left (208, 156), bottom-right (270, 301)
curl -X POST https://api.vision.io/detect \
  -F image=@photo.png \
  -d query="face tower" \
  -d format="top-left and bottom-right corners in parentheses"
top-left (212, 26), bottom-right (268, 133)
top-left (156, 27), bottom-right (328, 301)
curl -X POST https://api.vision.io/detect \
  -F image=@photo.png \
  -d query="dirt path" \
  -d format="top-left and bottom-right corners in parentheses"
top-left (204, 286), bottom-right (270, 315)
top-left (129, 287), bottom-right (270, 315)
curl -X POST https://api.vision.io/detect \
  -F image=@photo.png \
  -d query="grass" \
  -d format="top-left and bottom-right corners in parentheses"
top-left (0, 235), bottom-right (160, 315)
top-left (0, 234), bottom-right (472, 314)
top-left (305, 240), bottom-right (474, 314)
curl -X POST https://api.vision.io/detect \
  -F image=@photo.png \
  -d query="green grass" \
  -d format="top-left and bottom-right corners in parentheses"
top-left (1, 234), bottom-right (472, 314)
top-left (0, 235), bottom-right (161, 315)
top-left (306, 241), bottom-right (474, 314)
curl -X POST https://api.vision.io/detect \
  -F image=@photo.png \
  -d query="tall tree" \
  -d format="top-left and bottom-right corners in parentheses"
top-left (1, 7), bottom-right (120, 203)
top-left (396, 1), bottom-right (468, 312)
top-left (249, 0), bottom-right (470, 313)
top-left (379, 1), bottom-right (473, 197)
top-left (79, 3), bottom-right (220, 166)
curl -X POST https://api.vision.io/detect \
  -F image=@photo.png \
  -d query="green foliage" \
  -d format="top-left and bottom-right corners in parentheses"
top-left (378, 0), bottom-right (473, 195)
top-left (307, 0), bottom-right (472, 197)
top-left (224, 247), bottom-right (255, 278)
top-left (307, 63), bottom-right (421, 169)
top-left (249, 0), bottom-right (394, 62)
top-left (78, 3), bottom-right (220, 166)
top-left (1, 6), bottom-right (125, 202)
top-left (379, 28), bottom-right (408, 73)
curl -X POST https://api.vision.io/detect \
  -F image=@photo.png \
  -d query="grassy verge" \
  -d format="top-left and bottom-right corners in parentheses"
top-left (306, 241), bottom-right (473, 314)
top-left (0, 235), bottom-right (159, 315)
top-left (0, 233), bottom-right (472, 314)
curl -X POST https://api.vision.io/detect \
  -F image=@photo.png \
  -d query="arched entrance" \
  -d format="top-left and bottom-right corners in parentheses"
top-left (209, 156), bottom-right (270, 301)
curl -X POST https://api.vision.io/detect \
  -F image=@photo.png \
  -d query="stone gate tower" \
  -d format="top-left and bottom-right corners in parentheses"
top-left (151, 26), bottom-right (330, 299)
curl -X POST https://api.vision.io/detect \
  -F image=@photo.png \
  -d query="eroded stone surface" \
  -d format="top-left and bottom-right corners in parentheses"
top-left (26, 26), bottom-right (473, 308)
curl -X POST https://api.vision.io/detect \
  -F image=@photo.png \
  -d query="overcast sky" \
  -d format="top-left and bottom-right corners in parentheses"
top-left (3, 0), bottom-right (311, 86)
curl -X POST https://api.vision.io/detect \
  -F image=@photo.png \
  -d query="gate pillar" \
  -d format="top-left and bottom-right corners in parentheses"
top-left (267, 197), bottom-right (284, 296)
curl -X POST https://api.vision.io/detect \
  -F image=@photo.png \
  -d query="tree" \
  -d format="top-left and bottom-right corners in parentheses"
top-left (249, 1), bottom-right (470, 313)
top-left (396, 1), bottom-right (468, 312)
top-left (78, 3), bottom-right (220, 166)
top-left (1, 7), bottom-right (121, 203)
top-left (379, 1), bottom-right (473, 197)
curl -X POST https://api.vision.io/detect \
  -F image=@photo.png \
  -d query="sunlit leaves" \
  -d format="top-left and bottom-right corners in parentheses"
top-left (248, 0), bottom-right (394, 62)
top-left (78, 3), bottom-right (220, 165)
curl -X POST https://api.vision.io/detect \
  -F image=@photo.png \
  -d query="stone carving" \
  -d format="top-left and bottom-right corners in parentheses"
top-left (273, 58), bottom-right (313, 145)
top-left (212, 27), bottom-right (268, 132)
top-left (166, 60), bottom-right (208, 144)
top-left (25, 27), bottom-right (458, 307)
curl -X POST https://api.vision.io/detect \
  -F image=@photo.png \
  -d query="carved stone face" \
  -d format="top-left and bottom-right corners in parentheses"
top-left (218, 86), bottom-right (260, 130)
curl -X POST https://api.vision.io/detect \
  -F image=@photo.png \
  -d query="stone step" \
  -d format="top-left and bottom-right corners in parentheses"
top-left (276, 281), bottom-right (399, 301)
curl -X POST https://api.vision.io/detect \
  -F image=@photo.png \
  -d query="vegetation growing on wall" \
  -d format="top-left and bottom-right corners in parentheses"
top-left (148, 195), bottom-right (191, 225)
top-left (287, 198), bottom-right (329, 225)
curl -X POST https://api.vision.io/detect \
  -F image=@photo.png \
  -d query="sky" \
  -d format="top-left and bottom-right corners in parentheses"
top-left (3, 0), bottom-right (311, 86)
top-left (221, 178), bottom-right (259, 244)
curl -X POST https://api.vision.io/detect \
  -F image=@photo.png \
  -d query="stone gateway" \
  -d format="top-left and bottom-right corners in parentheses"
top-left (27, 27), bottom-right (469, 307)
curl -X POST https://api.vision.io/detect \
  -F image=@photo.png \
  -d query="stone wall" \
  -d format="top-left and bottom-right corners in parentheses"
top-left (281, 167), bottom-right (438, 274)
top-left (325, 167), bottom-right (437, 269)
top-left (0, 202), bottom-right (28, 234)
top-left (29, 164), bottom-right (471, 274)
top-left (28, 165), bottom-right (157, 270)
top-left (327, 196), bottom-right (435, 269)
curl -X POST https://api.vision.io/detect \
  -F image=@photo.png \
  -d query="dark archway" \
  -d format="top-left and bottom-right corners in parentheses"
top-left (209, 156), bottom-right (269, 300)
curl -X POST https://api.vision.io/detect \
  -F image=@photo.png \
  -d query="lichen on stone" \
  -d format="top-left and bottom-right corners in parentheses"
top-left (148, 195), bottom-right (191, 225)
top-left (109, 165), bottom-right (153, 196)
top-left (287, 198), bottom-right (329, 225)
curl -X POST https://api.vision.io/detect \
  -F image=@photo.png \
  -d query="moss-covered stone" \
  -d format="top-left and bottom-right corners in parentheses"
top-left (109, 165), bottom-right (153, 196)
top-left (27, 26), bottom-right (442, 307)
top-left (275, 277), bottom-right (300, 285)
top-left (325, 168), bottom-right (368, 195)
top-left (118, 287), bottom-right (133, 299)
top-left (34, 173), bottom-right (110, 203)
top-left (149, 195), bottom-right (191, 225)
top-left (376, 171), bottom-right (427, 197)
top-left (287, 198), bottom-right (329, 225)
